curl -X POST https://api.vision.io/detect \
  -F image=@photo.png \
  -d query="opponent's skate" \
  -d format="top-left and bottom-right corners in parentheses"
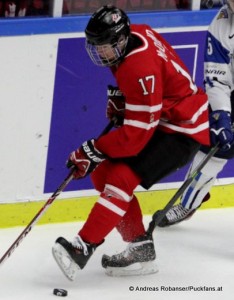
top-left (155, 192), bottom-right (211, 227)
top-left (155, 203), bottom-right (196, 227)
top-left (102, 234), bottom-right (158, 276)
top-left (52, 235), bottom-right (99, 281)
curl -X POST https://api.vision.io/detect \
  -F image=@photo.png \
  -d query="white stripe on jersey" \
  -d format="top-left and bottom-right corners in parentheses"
top-left (189, 102), bottom-right (208, 124)
top-left (177, 102), bottom-right (209, 125)
top-left (98, 197), bottom-right (126, 216)
top-left (124, 119), bottom-right (159, 130)
top-left (159, 121), bottom-right (209, 134)
top-left (125, 103), bottom-right (162, 112)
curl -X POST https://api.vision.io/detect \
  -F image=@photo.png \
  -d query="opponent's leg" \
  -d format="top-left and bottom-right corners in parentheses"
top-left (156, 150), bottom-right (227, 227)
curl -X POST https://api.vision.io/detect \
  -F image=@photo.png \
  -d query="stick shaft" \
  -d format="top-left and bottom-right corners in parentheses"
top-left (0, 170), bottom-right (74, 265)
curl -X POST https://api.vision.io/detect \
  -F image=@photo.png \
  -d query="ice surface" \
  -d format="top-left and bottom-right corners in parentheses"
top-left (0, 208), bottom-right (233, 300)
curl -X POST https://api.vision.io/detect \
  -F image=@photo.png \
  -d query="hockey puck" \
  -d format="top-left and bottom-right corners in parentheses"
top-left (53, 288), bottom-right (68, 297)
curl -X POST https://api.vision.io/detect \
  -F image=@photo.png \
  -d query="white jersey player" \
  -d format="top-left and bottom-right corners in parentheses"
top-left (157, 0), bottom-right (234, 227)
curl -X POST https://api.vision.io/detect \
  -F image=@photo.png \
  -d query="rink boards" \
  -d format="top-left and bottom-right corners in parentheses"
top-left (0, 10), bottom-right (234, 228)
top-left (1, 184), bottom-right (234, 228)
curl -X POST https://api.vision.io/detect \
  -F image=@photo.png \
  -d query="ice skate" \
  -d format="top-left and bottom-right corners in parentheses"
top-left (52, 235), bottom-right (98, 281)
top-left (102, 234), bottom-right (158, 276)
top-left (155, 203), bottom-right (196, 227)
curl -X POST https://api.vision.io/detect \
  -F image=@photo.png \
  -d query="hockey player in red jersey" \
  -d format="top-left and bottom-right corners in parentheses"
top-left (52, 5), bottom-right (210, 280)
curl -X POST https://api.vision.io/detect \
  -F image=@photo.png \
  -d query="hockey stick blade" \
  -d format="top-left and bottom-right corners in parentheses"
top-left (147, 143), bottom-right (220, 235)
top-left (0, 121), bottom-right (113, 266)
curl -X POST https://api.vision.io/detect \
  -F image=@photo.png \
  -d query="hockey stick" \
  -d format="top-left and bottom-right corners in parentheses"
top-left (147, 143), bottom-right (220, 235)
top-left (0, 121), bottom-right (114, 266)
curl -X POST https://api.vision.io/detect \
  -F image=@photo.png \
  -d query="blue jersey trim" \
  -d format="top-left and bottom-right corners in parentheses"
top-left (205, 31), bottom-right (230, 64)
top-left (0, 9), bottom-right (218, 36)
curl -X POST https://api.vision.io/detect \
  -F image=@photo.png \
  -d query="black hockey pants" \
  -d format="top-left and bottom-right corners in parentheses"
top-left (124, 130), bottom-right (200, 190)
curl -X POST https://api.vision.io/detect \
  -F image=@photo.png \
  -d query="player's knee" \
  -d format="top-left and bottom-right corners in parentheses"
top-left (105, 163), bottom-right (141, 195)
top-left (97, 184), bottom-right (132, 217)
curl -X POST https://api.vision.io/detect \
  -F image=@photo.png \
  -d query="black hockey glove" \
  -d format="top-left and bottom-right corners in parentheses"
top-left (106, 85), bottom-right (125, 127)
top-left (209, 110), bottom-right (234, 151)
top-left (67, 139), bottom-right (105, 179)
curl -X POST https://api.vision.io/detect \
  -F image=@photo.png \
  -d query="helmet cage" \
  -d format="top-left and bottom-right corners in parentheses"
top-left (85, 35), bottom-right (128, 67)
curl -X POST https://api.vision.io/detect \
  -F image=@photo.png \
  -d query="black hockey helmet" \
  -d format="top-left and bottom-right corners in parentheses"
top-left (85, 5), bottom-right (131, 66)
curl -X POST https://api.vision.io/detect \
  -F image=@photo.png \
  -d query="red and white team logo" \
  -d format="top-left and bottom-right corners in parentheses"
top-left (112, 13), bottom-right (121, 23)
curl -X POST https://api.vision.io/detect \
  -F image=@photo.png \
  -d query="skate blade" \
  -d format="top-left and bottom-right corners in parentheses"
top-left (105, 261), bottom-right (158, 277)
top-left (52, 243), bottom-right (80, 281)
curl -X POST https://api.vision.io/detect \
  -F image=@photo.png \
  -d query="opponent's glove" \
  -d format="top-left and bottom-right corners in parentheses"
top-left (67, 139), bottom-right (105, 179)
top-left (209, 110), bottom-right (234, 150)
top-left (106, 85), bottom-right (125, 127)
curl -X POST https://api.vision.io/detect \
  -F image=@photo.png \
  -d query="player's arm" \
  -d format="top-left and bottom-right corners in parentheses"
top-left (96, 70), bottom-right (162, 158)
top-left (106, 85), bottom-right (125, 127)
top-left (204, 31), bottom-right (232, 111)
top-left (204, 25), bottom-right (234, 149)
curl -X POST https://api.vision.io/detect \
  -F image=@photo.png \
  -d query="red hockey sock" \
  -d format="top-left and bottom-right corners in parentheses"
top-left (79, 191), bottom-right (130, 244)
top-left (116, 195), bottom-right (146, 242)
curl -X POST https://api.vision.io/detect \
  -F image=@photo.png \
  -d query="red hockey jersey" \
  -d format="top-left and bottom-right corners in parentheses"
top-left (96, 24), bottom-right (210, 158)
